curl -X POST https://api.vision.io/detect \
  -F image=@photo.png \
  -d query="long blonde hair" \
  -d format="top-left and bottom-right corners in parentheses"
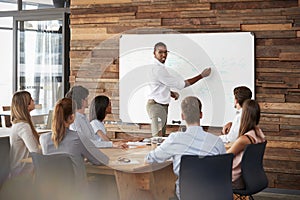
top-left (51, 98), bottom-right (76, 148)
top-left (11, 91), bottom-right (39, 142)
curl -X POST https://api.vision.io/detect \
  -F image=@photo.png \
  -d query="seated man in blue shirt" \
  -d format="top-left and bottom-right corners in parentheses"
top-left (145, 96), bottom-right (226, 200)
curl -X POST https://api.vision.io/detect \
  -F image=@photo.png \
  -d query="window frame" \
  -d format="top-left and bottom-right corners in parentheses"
top-left (12, 8), bottom-right (70, 95)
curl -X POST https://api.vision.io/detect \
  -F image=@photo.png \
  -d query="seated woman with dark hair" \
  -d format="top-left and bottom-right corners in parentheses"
top-left (89, 95), bottom-right (143, 143)
top-left (89, 95), bottom-right (111, 141)
top-left (227, 99), bottom-right (266, 189)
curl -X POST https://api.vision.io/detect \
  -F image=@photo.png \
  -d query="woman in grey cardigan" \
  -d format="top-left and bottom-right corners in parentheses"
top-left (40, 98), bottom-right (108, 185)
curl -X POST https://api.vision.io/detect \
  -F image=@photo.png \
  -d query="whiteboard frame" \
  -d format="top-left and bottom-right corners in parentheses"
top-left (119, 32), bottom-right (255, 127)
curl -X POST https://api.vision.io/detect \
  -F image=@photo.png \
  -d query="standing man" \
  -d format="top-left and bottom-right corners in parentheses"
top-left (145, 96), bottom-right (225, 199)
top-left (147, 42), bottom-right (211, 137)
top-left (220, 86), bottom-right (252, 143)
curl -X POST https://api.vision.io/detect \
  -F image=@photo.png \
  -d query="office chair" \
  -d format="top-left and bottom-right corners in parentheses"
top-left (179, 153), bottom-right (234, 200)
top-left (233, 141), bottom-right (268, 200)
top-left (30, 152), bottom-right (76, 200)
top-left (0, 137), bottom-right (10, 188)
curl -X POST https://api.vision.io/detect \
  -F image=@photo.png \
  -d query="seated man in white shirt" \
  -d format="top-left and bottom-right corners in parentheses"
top-left (66, 85), bottom-right (127, 149)
top-left (220, 86), bottom-right (252, 143)
top-left (145, 96), bottom-right (226, 200)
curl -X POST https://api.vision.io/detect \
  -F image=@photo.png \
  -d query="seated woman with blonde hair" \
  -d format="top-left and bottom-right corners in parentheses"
top-left (10, 91), bottom-right (41, 178)
top-left (227, 99), bottom-right (266, 189)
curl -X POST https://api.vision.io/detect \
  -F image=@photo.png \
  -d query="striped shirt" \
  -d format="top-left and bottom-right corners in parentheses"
top-left (145, 126), bottom-right (226, 199)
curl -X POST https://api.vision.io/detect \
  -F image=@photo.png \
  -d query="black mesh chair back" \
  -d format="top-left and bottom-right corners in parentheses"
top-left (30, 152), bottom-right (76, 200)
top-left (233, 141), bottom-right (268, 199)
top-left (180, 153), bottom-right (234, 200)
top-left (0, 137), bottom-right (10, 187)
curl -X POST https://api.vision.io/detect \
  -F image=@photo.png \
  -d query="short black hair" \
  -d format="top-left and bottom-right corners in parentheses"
top-left (65, 85), bottom-right (89, 109)
top-left (234, 86), bottom-right (252, 107)
top-left (154, 42), bottom-right (167, 51)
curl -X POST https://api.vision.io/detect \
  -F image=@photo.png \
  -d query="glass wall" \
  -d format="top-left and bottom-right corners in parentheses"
top-left (0, 0), bottom-right (59, 11)
top-left (22, 0), bottom-right (54, 10)
top-left (0, 1), bottom-right (17, 11)
top-left (0, 1), bottom-right (69, 127)
top-left (16, 19), bottom-right (64, 110)
top-left (0, 16), bottom-right (13, 108)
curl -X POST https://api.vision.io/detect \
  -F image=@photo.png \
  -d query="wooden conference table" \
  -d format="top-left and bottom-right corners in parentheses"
top-left (0, 108), bottom-right (49, 117)
top-left (23, 145), bottom-right (176, 200)
top-left (0, 108), bottom-right (50, 128)
top-left (19, 131), bottom-right (231, 200)
top-left (91, 143), bottom-right (232, 200)
top-left (0, 127), bottom-right (11, 137)
top-left (88, 146), bottom-right (176, 200)
top-left (0, 127), bottom-right (51, 137)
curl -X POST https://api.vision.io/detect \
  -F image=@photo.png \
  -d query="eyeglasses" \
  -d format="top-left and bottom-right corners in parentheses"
top-left (157, 50), bottom-right (169, 55)
top-left (117, 157), bottom-right (130, 163)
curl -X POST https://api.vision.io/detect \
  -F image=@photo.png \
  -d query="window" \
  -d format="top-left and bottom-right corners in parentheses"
top-left (0, 1), bottom-right (17, 11)
top-left (0, 1), bottom-right (70, 126)
top-left (16, 19), bottom-right (64, 109)
top-left (0, 17), bottom-right (13, 107)
top-left (22, 0), bottom-right (53, 10)
top-left (0, 0), bottom-right (59, 11)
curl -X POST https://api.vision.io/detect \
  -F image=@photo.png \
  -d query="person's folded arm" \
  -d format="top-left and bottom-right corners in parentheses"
top-left (96, 130), bottom-right (110, 141)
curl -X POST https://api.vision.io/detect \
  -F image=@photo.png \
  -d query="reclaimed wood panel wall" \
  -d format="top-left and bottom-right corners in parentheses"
top-left (70, 0), bottom-right (300, 190)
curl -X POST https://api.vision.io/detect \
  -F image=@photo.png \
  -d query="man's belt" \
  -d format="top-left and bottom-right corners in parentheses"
top-left (148, 99), bottom-right (169, 106)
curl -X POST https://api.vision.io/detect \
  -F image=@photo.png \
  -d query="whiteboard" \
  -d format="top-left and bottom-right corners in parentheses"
top-left (119, 32), bottom-right (254, 127)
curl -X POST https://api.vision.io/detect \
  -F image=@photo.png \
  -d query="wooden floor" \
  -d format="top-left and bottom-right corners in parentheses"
top-left (253, 188), bottom-right (300, 200)
top-left (2, 177), bottom-right (300, 200)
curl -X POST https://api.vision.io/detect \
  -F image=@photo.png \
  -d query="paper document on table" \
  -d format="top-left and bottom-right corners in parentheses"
top-left (127, 142), bottom-right (149, 146)
top-left (110, 159), bottom-right (140, 165)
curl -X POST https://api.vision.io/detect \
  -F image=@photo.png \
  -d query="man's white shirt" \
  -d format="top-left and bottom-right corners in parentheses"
top-left (219, 108), bottom-right (242, 143)
top-left (148, 59), bottom-right (185, 104)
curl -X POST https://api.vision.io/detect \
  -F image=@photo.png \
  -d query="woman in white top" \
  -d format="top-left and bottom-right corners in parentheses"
top-left (89, 95), bottom-right (111, 141)
top-left (89, 95), bottom-right (137, 147)
top-left (10, 91), bottom-right (40, 178)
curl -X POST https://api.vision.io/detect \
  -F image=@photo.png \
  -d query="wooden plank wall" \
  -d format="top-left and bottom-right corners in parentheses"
top-left (70, 0), bottom-right (300, 190)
